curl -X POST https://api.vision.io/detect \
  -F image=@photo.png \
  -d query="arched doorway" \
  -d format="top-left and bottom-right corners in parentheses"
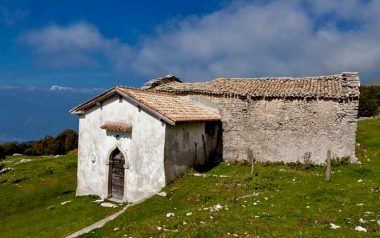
top-left (108, 148), bottom-right (125, 200)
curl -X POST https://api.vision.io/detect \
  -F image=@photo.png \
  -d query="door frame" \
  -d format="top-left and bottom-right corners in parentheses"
top-left (106, 146), bottom-right (127, 200)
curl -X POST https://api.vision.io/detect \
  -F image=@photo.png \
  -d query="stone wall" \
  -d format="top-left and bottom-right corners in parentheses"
top-left (153, 72), bottom-right (360, 164)
top-left (184, 95), bottom-right (358, 164)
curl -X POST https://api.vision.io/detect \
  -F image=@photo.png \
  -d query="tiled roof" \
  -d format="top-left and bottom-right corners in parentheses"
top-left (101, 123), bottom-right (132, 133)
top-left (154, 73), bottom-right (359, 99)
top-left (116, 86), bottom-right (220, 123)
top-left (70, 86), bottom-right (221, 125)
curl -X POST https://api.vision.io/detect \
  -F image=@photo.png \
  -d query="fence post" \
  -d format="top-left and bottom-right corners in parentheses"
top-left (247, 148), bottom-right (255, 176)
top-left (251, 155), bottom-right (254, 176)
top-left (326, 150), bottom-right (332, 181)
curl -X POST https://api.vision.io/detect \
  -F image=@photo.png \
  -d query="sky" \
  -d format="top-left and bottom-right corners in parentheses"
top-left (1, 0), bottom-right (380, 142)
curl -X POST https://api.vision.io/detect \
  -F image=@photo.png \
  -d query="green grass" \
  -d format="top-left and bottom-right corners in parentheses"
top-left (1, 119), bottom-right (379, 238)
top-left (80, 119), bottom-right (380, 238)
top-left (0, 153), bottom-right (121, 238)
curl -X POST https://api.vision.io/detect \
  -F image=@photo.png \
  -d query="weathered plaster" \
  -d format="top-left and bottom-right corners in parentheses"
top-left (77, 95), bottom-right (166, 203)
top-left (184, 94), bottom-right (358, 164)
top-left (164, 122), bottom-right (221, 182)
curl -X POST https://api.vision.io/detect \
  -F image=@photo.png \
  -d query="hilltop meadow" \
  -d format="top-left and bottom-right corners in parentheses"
top-left (0, 118), bottom-right (379, 237)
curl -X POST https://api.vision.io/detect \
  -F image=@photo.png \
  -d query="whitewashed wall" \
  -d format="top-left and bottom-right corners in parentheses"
top-left (77, 95), bottom-right (166, 203)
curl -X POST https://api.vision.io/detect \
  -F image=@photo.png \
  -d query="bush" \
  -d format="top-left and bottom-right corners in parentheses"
top-left (331, 156), bottom-right (351, 166)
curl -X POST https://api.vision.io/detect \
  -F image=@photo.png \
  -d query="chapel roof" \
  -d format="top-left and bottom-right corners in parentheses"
top-left (152, 72), bottom-right (360, 99)
top-left (70, 86), bottom-right (221, 125)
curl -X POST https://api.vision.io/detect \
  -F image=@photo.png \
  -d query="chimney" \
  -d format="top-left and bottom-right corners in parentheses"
top-left (141, 75), bottom-right (182, 90)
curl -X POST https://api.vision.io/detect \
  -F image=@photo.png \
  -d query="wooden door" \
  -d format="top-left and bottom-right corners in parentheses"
top-left (109, 149), bottom-right (125, 200)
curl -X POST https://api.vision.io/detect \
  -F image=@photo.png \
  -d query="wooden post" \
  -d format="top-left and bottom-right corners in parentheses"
top-left (251, 156), bottom-right (254, 176)
top-left (326, 150), bottom-right (331, 181)
top-left (247, 148), bottom-right (254, 176)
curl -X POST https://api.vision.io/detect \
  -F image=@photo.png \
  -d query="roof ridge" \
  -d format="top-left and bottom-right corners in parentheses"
top-left (71, 85), bottom-right (221, 124)
top-left (116, 85), bottom-right (179, 97)
top-left (213, 74), bottom-right (343, 81)
top-left (154, 72), bottom-right (360, 99)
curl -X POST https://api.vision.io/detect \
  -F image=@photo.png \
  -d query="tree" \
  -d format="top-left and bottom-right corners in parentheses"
top-left (0, 129), bottom-right (78, 156)
top-left (64, 131), bottom-right (78, 152)
top-left (1, 142), bottom-right (18, 155)
top-left (55, 129), bottom-right (78, 154)
top-left (42, 135), bottom-right (58, 155)
top-left (359, 86), bottom-right (380, 117)
top-left (31, 140), bottom-right (44, 155)
top-left (0, 145), bottom-right (5, 159)
top-left (23, 147), bottom-right (36, 156)
top-left (15, 142), bottom-right (32, 154)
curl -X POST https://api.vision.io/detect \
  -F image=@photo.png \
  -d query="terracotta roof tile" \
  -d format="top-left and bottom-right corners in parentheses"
top-left (154, 74), bottom-right (358, 99)
top-left (116, 86), bottom-right (220, 123)
top-left (101, 123), bottom-right (132, 133)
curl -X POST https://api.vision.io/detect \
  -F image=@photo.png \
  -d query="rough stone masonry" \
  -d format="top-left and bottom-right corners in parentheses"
top-left (151, 72), bottom-right (360, 164)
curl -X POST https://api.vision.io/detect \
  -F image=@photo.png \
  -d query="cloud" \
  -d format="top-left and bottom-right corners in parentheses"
top-left (0, 84), bottom-right (103, 93)
top-left (0, 85), bottom-right (20, 90)
top-left (131, 0), bottom-right (380, 81)
top-left (22, 22), bottom-right (131, 70)
top-left (0, 85), bottom-right (38, 91)
top-left (22, 0), bottom-right (380, 82)
top-left (49, 85), bottom-right (104, 93)
top-left (49, 85), bottom-right (74, 91)
top-left (0, 5), bottom-right (29, 25)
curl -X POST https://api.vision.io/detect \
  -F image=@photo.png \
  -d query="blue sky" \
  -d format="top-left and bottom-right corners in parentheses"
top-left (1, 0), bottom-right (380, 142)
top-left (0, 0), bottom-right (224, 88)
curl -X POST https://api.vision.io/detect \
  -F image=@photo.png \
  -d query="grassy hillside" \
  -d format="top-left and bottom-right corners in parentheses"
top-left (0, 119), bottom-right (379, 237)
top-left (81, 119), bottom-right (380, 238)
top-left (0, 152), bottom-right (119, 238)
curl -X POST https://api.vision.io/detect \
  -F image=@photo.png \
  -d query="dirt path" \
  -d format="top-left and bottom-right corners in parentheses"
top-left (66, 200), bottom-right (144, 238)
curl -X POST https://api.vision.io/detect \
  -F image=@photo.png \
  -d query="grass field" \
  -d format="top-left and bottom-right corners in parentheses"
top-left (81, 119), bottom-right (380, 238)
top-left (0, 151), bottom-right (120, 238)
top-left (0, 119), bottom-right (379, 237)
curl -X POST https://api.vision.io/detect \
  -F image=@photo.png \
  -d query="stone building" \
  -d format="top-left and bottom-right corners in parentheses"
top-left (71, 72), bottom-right (359, 202)
top-left (70, 87), bottom-right (221, 202)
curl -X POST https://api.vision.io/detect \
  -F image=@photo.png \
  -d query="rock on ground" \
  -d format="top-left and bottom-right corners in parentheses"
top-left (61, 200), bottom-right (72, 205)
top-left (18, 158), bottom-right (32, 163)
top-left (355, 226), bottom-right (367, 232)
top-left (0, 167), bottom-right (12, 174)
top-left (329, 223), bottom-right (341, 229)
top-left (100, 202), bottom-right (118, 208)
top-left (157, 192), bottom-right (167, 197)
top-left (166, 212), bottom-right (175, 218)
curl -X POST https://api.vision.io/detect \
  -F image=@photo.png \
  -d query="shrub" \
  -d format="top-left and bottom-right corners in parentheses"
top-left (331, 156), bottom-right (351, 166)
